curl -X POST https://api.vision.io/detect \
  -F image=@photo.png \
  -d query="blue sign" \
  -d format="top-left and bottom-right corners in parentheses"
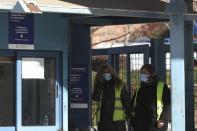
top-left (9, 13), bottom-right (34, 45)
top-left (70, 65), bottom-right (89, 104)
top-left (193, 20), bottom-right (197, 36)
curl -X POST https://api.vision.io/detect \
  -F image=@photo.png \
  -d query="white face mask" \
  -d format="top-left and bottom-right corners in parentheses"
top-left (140, 74), bottom-right (149, 82)
top-left (103, 73), bottom-right (112, 81)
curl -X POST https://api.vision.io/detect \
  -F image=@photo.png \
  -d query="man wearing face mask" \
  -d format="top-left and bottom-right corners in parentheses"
top-left (130, 64), bottom-right (171, 131)
top-left (92, 64), bottom-right (131, 131)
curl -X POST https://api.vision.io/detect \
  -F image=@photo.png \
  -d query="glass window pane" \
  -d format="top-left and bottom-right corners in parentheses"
top-left (22, 57), bottom-right (56, 126)
top-left (0, 57), bottom-right (15, 126)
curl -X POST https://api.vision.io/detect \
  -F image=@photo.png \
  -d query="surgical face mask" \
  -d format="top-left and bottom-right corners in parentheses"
top-left (140, 74), bottom-right (149, 82)
top-left (103, 73), bottom-right (112, 81)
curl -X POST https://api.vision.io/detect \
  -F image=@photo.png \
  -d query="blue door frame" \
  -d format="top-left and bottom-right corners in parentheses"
top-left (0, 50), bottom-right (16, 131)
top-left (16, 50), bottom-right (62, 131)
top-left (0, 50), bottom-right (63, 131)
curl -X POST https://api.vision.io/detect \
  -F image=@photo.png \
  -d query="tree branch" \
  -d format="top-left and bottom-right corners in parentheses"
top-left (92, 32), bottom-right (130, 46)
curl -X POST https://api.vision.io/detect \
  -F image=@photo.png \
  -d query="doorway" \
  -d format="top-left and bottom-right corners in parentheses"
top-left (0, 50), bottom-right (62, 131)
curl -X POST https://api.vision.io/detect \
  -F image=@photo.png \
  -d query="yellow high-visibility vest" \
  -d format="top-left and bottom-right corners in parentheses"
top-left (157, 81), bottom-right (164, 120)
top-left (132, 81), bottom-right (164, 120)
top-left (96, 87), bottom-right (125, 122)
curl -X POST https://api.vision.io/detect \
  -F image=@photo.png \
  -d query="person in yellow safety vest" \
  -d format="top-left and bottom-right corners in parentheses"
top-left (92, 64), bottom-right (131, 131)
top-left (130, 64), bottom-right (171, 131)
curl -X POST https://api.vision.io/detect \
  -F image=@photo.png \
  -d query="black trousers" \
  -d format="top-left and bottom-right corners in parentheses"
top-left (98, 120), bottom-right (126, 131)
top-left (132, 122), bottom-right (168, 131)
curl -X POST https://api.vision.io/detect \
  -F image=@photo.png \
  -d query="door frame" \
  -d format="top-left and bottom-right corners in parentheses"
top-left (16, 50), bottom-right (62, 131)
top-left (0, 50), bottom-right (63, 131)
top-left (0, 50), bottom-right (16, 131)
top-left (16, 51), bottom-right (62, 131)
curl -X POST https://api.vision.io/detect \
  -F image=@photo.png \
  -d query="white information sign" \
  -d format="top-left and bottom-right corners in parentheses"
top-left (22, 58), bottom-right (44, 79)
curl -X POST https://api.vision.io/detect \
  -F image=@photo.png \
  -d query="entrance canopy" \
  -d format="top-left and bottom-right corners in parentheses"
top-left (0, 0), bottom-right (167, 12)
top-left (1, 0), bottom-right (196, 21)
top-left (0, 0), bottom-right (170, 18)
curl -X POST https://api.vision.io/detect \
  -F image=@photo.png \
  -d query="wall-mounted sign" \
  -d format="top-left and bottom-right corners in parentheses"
top-left (8, 13), bottom-right (34, 49)
top-left (70, 65), bottom-right (89, 108)
top-left (194, 20), bottom-right (197, 36)
top-left (193, 20), bottom-right (197, 43)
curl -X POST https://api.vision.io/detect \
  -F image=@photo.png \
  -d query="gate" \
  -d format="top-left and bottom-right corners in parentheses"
top-left (91, 44), bottom-right (149, 130)
top-left (92, 44), bottom-right (149, 93)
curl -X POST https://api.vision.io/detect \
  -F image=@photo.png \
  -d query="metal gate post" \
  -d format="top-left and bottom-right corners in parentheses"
top-left (150, 38), bottom-right (166, 82)
top-left (126, 53), bottom-right (131, 90)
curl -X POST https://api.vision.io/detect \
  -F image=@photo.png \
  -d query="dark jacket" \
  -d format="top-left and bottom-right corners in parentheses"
top-left (92, 78), bottom-right (131, 131)
top-left (131, 79), bottom-right (171, 131)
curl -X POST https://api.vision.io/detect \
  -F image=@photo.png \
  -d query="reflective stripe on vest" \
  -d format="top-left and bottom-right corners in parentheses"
top-left (157, 81), bottom-right (164, 120)
top-left (96, 87), bottom-right (125, 122)
top-left (113, 87), bottom-right (125, 121)
top-left (96, 105), bottom-right (100, 122)
top-left (132, 81), bottom-right (164, 120)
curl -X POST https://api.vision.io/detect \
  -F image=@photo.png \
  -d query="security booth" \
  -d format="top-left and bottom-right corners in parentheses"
top-left (0, 10), bottom-right (66, 131)
top-left (0, 0), bottom-right (196, 131)
top-left (0, 1), bottom-right (70, 131)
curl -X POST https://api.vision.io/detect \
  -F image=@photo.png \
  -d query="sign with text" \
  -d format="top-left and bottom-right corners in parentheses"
top-left (9, 13), bottom-right (34, 49)
top-left (194, 20), bottom-right (197, 36)
top-left (70, 65), bottom-right (89, 108)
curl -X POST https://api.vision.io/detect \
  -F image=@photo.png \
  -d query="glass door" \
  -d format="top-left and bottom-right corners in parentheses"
top-left (0, 55), bottom-right (15, 131)
top-left (16, 51), bottom-right (61, 131)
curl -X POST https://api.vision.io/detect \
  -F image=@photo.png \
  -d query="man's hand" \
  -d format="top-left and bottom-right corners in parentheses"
top-left (157, 120), bottom-right (164, 128)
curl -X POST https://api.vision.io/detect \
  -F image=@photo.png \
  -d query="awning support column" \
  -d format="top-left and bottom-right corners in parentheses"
top-left (169, 12), bottom-right (194, 131)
